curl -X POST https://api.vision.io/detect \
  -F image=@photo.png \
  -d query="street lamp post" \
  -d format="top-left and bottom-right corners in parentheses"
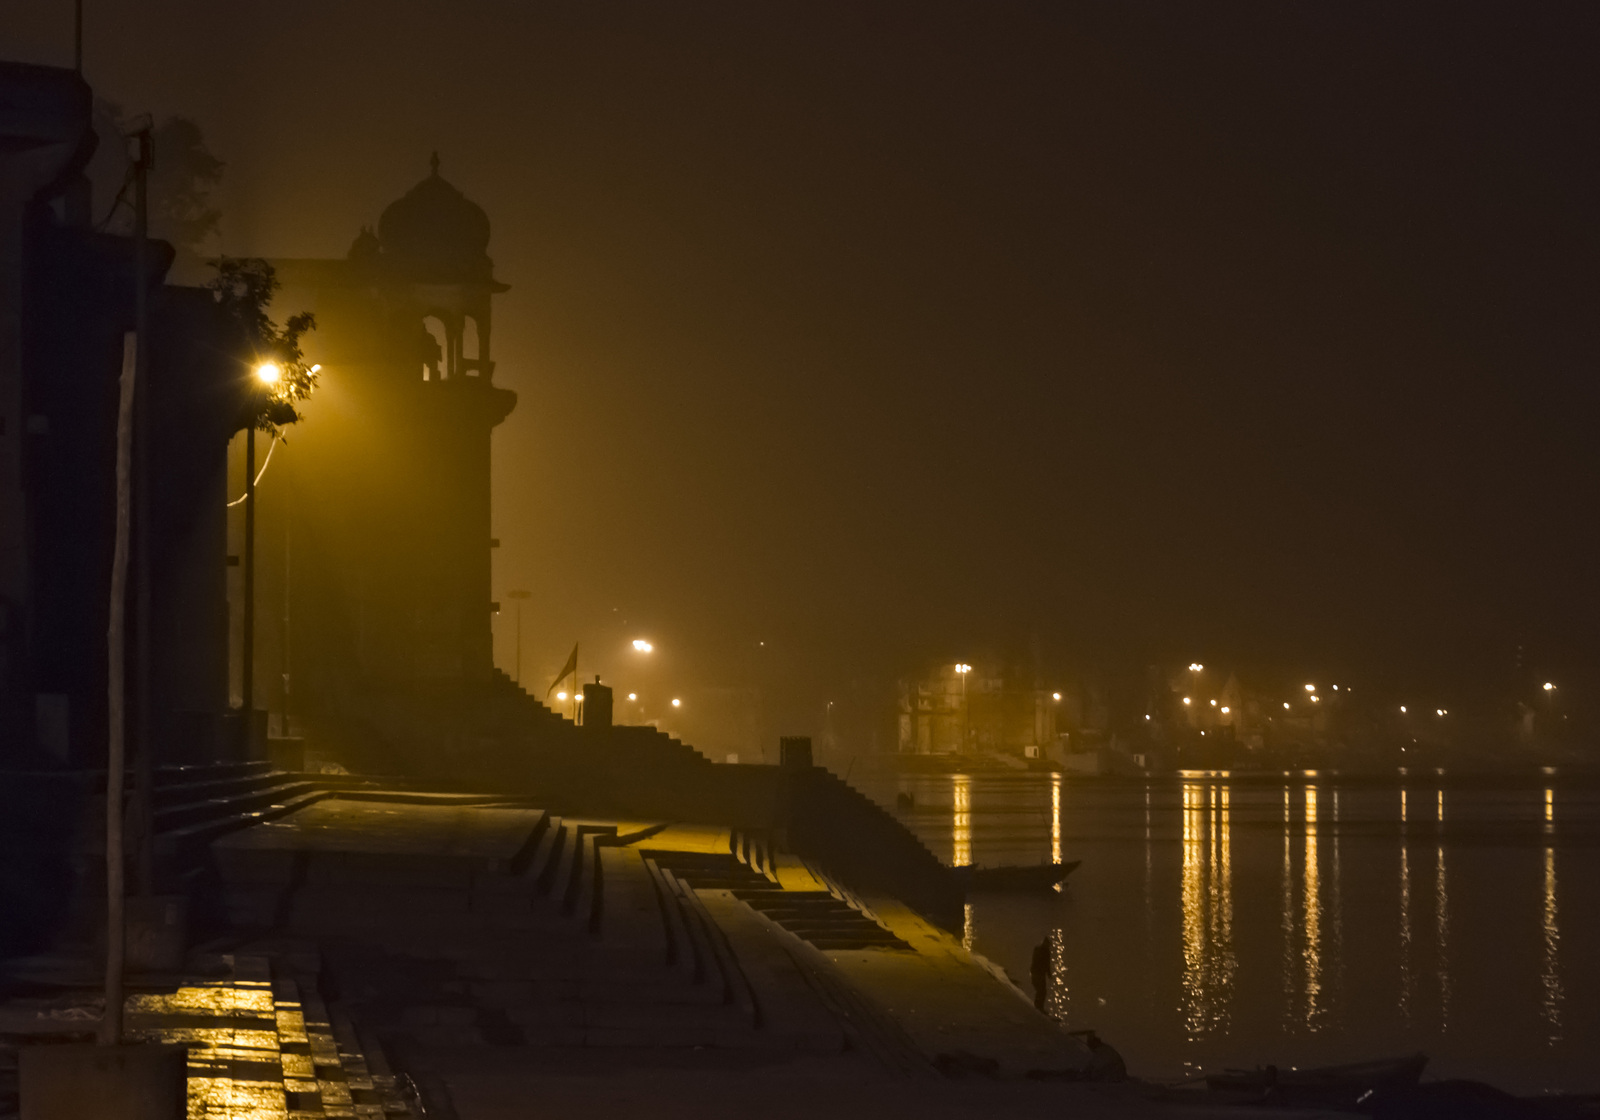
top-left (242, 363), bottom-right (280, 755)
top-left (506, 590), bottom-right (531, 687)
top-left (955, 663), bottom-right (972, 754)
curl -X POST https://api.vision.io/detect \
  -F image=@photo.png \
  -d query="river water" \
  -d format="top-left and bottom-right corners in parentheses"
top-left (853, 769), bottom-right (1600, 1093)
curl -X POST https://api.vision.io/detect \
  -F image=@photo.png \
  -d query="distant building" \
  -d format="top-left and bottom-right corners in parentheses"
top-left (896, 663), bottom-right (1057, 757)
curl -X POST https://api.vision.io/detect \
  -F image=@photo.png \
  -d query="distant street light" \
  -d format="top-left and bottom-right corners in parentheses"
top-left (556, 690), bottom-right (568, 702)
top-left (1189, 663), bottom-right (1203, 672)
top-left (1543, 682), bottom-right (1556, 692)
top-left (1182, 697), bottom-right (1191, 705)
top-left (1436, 709), bottom-right (1446, 716)
top-left (1220, 706), bottom-right (1230, 714)
top-left (671, 698), bottom-right (681, 708)
top-left (1052, 692), bottom-right (1061, 701)
top-left (627, 693), bottom-right (637, 701)
top-left (1401, 706), bottom-right (1408, 713)
top-left (1304, 683), bottom-right (1316, 692)
top-left (633, 639), bottom-right (653, 652)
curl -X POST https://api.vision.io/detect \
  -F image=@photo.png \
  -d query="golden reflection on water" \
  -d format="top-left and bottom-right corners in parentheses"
top-left (1545, 787), bottom-right (1555, 831)
top-left (1282, 787), bottom-right (1295, 1029)
top-left (1399, 843), bottom-right (1413, 1023)
top-left (1181, 781), bottom-right (1234, 1039)
top-left (1303, 786), bottom-right (1322, 1028)
top-left (962, 901), bottom-right (975, 952)
top-left (1051, 774), bottom-right (1062, 865)
top-left (952, 774), bottom-right (971, 868)
top-left (1045, 928), bottom-right (1070, 1023)
top-left (1541, 844), bottom-right (1561, 1041)
top-left (1436, 836), bottom-right (1450, 1029)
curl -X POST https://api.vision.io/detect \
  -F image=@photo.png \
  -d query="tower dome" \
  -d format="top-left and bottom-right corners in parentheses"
top-left (377, 153), bottom-right (494, 282)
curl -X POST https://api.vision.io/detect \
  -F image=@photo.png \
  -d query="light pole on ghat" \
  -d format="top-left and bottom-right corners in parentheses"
top-left (241, 361), bottom-right (281, 752)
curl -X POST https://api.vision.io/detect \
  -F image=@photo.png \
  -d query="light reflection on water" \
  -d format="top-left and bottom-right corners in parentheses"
top-left (870, 769), bottom-right (1597, 1092)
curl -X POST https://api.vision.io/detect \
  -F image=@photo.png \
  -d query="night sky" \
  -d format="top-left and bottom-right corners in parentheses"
top-left (8, 4), bottom-right (1599, 720)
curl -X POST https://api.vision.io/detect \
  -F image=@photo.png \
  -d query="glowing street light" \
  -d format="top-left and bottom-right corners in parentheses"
top-left (627, 693), bottom-right (637, 701)
top-left (1283, 702), bottom-right (1290, 710)
top-left (632, 639), bottom-right (653, 653)
top-left (955, 663), bottom-right (971, 674)
top-left (556, 690), bottom-right (568, 702)
top-left (1400, 706), bottom-right (1407, 713)
top-left (254, 361), bottom-right (281, 385)
top-left (1182, 697), bottom-right (1191, 705)
top-left (1310, 695), bottom-right (1321, 703)
top-left (671, 698), bottom-right (681, 708)
top-left (1304, 683), bottom-right (1316, 692)
top-left (1052, 692), bottom-right (1061, 701)
top-left (1436, 709), bottom-right (1447, 717)
top-left (1543, 682), bottom-right (1556, 692)
top-left (1209, 699), bottom-right (1217, 706)
top-left (1189, 663), bottom-right (1203, 672)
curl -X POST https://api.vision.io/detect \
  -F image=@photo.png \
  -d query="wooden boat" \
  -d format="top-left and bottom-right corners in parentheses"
top-left (951, 860), bottom-right (1080, 891)
top-left (1205, 1052), bottom-right (1427, 1107)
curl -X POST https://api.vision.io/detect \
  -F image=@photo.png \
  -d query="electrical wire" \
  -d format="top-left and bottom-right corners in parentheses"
top-left (226, 433), bottom-right (277, 507)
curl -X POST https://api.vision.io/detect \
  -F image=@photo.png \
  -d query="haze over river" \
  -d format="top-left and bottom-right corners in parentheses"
top-left (856, 769), bottom-right (1600, 1093)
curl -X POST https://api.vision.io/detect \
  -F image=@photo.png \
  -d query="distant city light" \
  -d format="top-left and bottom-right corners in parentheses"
top-left (1220, 706), bottom-right (1230, 714)
top-left (1189, 663), bottom-right (1203, 671)
top-left (955, 663), bottom-right (972, 674)
top-left (1310, 696), bottom-right (1320, 703)
top-left (1332, 685), bottom-right (1339, 691)
top-left (1209, 699), bottom-right (1217, 706)
top-left (632, 639), bottom-right (653, 652)
top-left (627, 693), bottom-right (637, 701)
top-left (1544, 682), bottom-right (1556, 691)
top-left (1182, 697), bottom-right (1191, 705)
top-left (1436, 709), bottom-right (1446, 716)
top-left (1400, 706), bottom-right (1407, 713)
top-left (1052, 692), bottom-right (1061, 701)
top-left (1304, 684), bottom-right (1315, 692)
top-left (1145, 714), bottom-right (1151, 720)
top-left (1283, 703), bottom-right (1290, 709)
top-left (671, 698), bottom-right (682, 708)
top-left (254, 361), bottom-right (281, 385)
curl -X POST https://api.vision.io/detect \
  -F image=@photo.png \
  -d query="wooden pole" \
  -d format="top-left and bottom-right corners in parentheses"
top-left (132, 128), bottom-right (153, 897)
top-left (102, 331), bottom-right (136, 1046)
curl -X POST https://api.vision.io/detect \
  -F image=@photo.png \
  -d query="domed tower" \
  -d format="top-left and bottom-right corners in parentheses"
top-left (262, 156), bottom-right (516, 734)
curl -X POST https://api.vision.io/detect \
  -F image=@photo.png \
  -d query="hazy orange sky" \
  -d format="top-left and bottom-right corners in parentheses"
top-left (8, 4), bottom-right (1599, 730)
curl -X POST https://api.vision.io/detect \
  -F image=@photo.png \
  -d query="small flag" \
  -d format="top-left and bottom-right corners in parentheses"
top-left (547, 642), bottom-right (578, 698)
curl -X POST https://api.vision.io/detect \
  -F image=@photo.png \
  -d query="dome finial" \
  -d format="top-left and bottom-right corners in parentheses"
top-left (430, 151), bottom-right (440, 177)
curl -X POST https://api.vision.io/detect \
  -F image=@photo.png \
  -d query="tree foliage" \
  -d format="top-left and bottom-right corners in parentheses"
top-left (206, 257), bottom-right (319, 434)
top-left (149, 116), bottom-right (224, 254)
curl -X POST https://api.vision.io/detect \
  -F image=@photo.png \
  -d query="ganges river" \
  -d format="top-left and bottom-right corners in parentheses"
top-left (855, 768), bottom-right (1600, 1094)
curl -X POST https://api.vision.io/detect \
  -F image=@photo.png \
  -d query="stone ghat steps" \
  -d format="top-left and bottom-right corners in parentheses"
top-left (646, 846), bottom-right (914, 953)
top-left (120, 952), bottom-right (418, 1118)
top-left (213, 801), bottom-right (760, 1049)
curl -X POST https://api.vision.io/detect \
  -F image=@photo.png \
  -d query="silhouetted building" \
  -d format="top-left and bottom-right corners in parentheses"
top-left (260, 157), bottom-right (516, 757)
top-left (1, 60), bottom-right (248, 768)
